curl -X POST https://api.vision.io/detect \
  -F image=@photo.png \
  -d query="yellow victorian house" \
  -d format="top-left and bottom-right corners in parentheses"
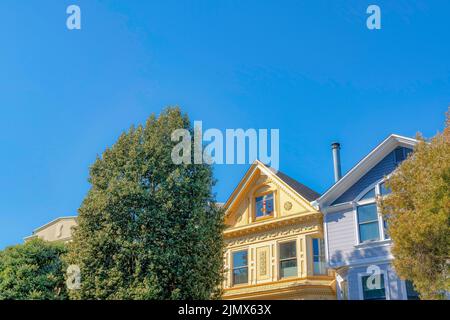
top-left (222, 161), bottom-right (336, 300)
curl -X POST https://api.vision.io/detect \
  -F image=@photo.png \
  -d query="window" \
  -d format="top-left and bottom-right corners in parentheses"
top-left (360, 188), bottom-right (376, 201)
top-left (279, 241), bottom-right (297, 278)
top-left (232, 250), bottom-right (248, 285)
top-left (255, 193), bottom-right (274, 218)
top-left (405, 280), bottom-right (420, 300)
top-left (357, 203), bottom-right (380, 242)
top-left (362, 274), bottom-right (386, 300)
top-left (312, 238), bottom-right (326, 275)
top-left (379, 181), bottom-right (391, 196)
top-left (355, 180), bottom-right (393, 244)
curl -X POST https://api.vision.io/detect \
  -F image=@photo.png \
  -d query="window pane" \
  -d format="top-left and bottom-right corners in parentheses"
top-left (255, 194), bottom-right (274, 218)
top-left (362, 275), bottom-right (386, 300)
top-left (405, 280), bottom-right (420, 300)
top-left (359, 222), bottom-right (380, 242)
top-left (280, 259), bottom-right (297, 278)
top-left (312, 238), bottom-right (326, 275)
top-left (279, 241), bottom-right (296, 259)
top-left (379, 182), bottom-right (391, 196)
top-left (357, 203), bottom-right (378, 223)
top-left (233, 268), bottom-right (248, 285)
top-left (314, 261), bottom-right (326, 275)
top-left (232, 250), bottom-right (247, 268)
top-left (359, 188), bottom-right (376, 201)
top-left (312, 238), bottom-right (319, 256)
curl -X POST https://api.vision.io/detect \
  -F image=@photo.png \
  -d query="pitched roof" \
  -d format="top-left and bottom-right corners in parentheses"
top-left (313, 134), bottom-right (417, 208)
top-left (30, 216), bottom-right (78, 234)
top-left (224, 160), bottom-right (321, 212)
top-left (266, 167), bottom-right (321, 201)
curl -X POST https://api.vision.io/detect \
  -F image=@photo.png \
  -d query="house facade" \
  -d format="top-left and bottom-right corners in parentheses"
top-left (312, 135), bottom-right (420, 300)
top-left (222, 161), bottom-right (335, 299)
top-left (24, 216), bottom-right (77, 243)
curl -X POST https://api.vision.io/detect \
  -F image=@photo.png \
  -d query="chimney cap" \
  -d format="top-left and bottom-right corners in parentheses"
top-left (331, 142), bottom-right (341, 148)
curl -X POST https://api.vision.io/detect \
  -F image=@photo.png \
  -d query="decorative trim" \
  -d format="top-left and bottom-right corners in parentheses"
top-left (224, 213), bottom-right (321, 242)
top-left (225, 218), bottom-right (321, 247)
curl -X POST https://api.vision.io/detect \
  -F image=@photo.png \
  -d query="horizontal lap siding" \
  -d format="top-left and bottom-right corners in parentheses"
top-left (326, 208), bottom-right (356, 266)
top-left (332, 147), bottom-right (411, 205)
top-left (347, 263), bottom-right (405, 300)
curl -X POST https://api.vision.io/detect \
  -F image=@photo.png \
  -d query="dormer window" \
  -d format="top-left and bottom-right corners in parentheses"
top-left (255, 193), bottom-right (274, 219)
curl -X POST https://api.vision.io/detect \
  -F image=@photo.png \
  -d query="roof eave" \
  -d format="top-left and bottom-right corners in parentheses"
top-left (315, 134), bottom-right (417, 208)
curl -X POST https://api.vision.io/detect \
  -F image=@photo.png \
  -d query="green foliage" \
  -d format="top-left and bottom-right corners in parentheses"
top-left (66, 107), bottom-right (225, 300)
top-left (0, 238), bottom-right (68, 300)
top-left (380, 110), bottom-right (450, 299)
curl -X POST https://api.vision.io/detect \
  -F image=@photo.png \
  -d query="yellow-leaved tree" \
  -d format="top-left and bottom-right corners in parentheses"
top-left (380, 109), bottom-right (450, 300)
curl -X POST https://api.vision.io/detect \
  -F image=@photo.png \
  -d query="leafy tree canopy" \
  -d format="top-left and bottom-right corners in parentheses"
top-left (66, 107), bottom-right (224, 299)
top-left (381, 110), bottom-right (450, 299)
top-left (0, 238), bottom-right (67, 300)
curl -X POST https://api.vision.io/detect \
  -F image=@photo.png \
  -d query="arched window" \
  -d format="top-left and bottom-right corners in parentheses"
top-left (355, 180), bottom-right (391, 244)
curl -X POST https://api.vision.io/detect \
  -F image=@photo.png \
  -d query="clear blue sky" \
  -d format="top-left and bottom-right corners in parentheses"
top-left (0, 0), bottom-right (448, 249)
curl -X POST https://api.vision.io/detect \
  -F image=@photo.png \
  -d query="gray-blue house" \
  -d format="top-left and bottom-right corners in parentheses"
top-left (312, 134), bottom-right (420, 300)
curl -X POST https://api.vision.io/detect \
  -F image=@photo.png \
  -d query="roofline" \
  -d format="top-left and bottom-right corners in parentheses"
top-left (313, 134), bottom-right (418, 207)
top-left (224, 160), bottom-right (319, 214)
top-left (30, 216), bottom-right (78, 235)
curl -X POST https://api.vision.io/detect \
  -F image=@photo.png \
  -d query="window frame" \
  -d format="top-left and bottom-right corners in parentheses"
top-left (231, 249), bottom-right (249, 286)
top-left (354, 180), bottom-right (391, 245)
top-left (312, 238), bottom-right (327, 275)
top-left (402, 280), bottom-right (420, 300)
top-left (278, 240), bottom-right (298, 279)
top-left (357, 270), bottom-right (390, 300)
top-left (254, 191), bottom-right (275, 220)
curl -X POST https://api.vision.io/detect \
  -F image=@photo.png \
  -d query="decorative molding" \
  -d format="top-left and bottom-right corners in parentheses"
top-left (225, 219), bottom-right (320, 247)
top-left (284, 201), bottom-right (293, 211)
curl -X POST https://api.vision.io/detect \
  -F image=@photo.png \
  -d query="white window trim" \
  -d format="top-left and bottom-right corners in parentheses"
top-left (357, 269), bottom-right (391, 300)
top-left (354, 180), bottom-right (390, 246)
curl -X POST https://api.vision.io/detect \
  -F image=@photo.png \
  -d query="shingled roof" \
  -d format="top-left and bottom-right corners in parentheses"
top-left (265, 166), bottom-right (321, 202)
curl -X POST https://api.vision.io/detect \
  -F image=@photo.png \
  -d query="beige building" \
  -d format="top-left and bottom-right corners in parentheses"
top-left (25, 216), bottom-right (77, 243)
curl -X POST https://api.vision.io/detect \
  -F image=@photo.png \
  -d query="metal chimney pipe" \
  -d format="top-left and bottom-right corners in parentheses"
top-left (331, 142), bottom-right (342, 182)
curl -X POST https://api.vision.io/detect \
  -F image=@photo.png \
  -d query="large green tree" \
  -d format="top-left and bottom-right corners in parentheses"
top-left (0, 239), bottom-right (68, 300)
top-left (381, 111), bottom-right (450, 299)
top-left (66, 107), bottom-right (224, 300)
